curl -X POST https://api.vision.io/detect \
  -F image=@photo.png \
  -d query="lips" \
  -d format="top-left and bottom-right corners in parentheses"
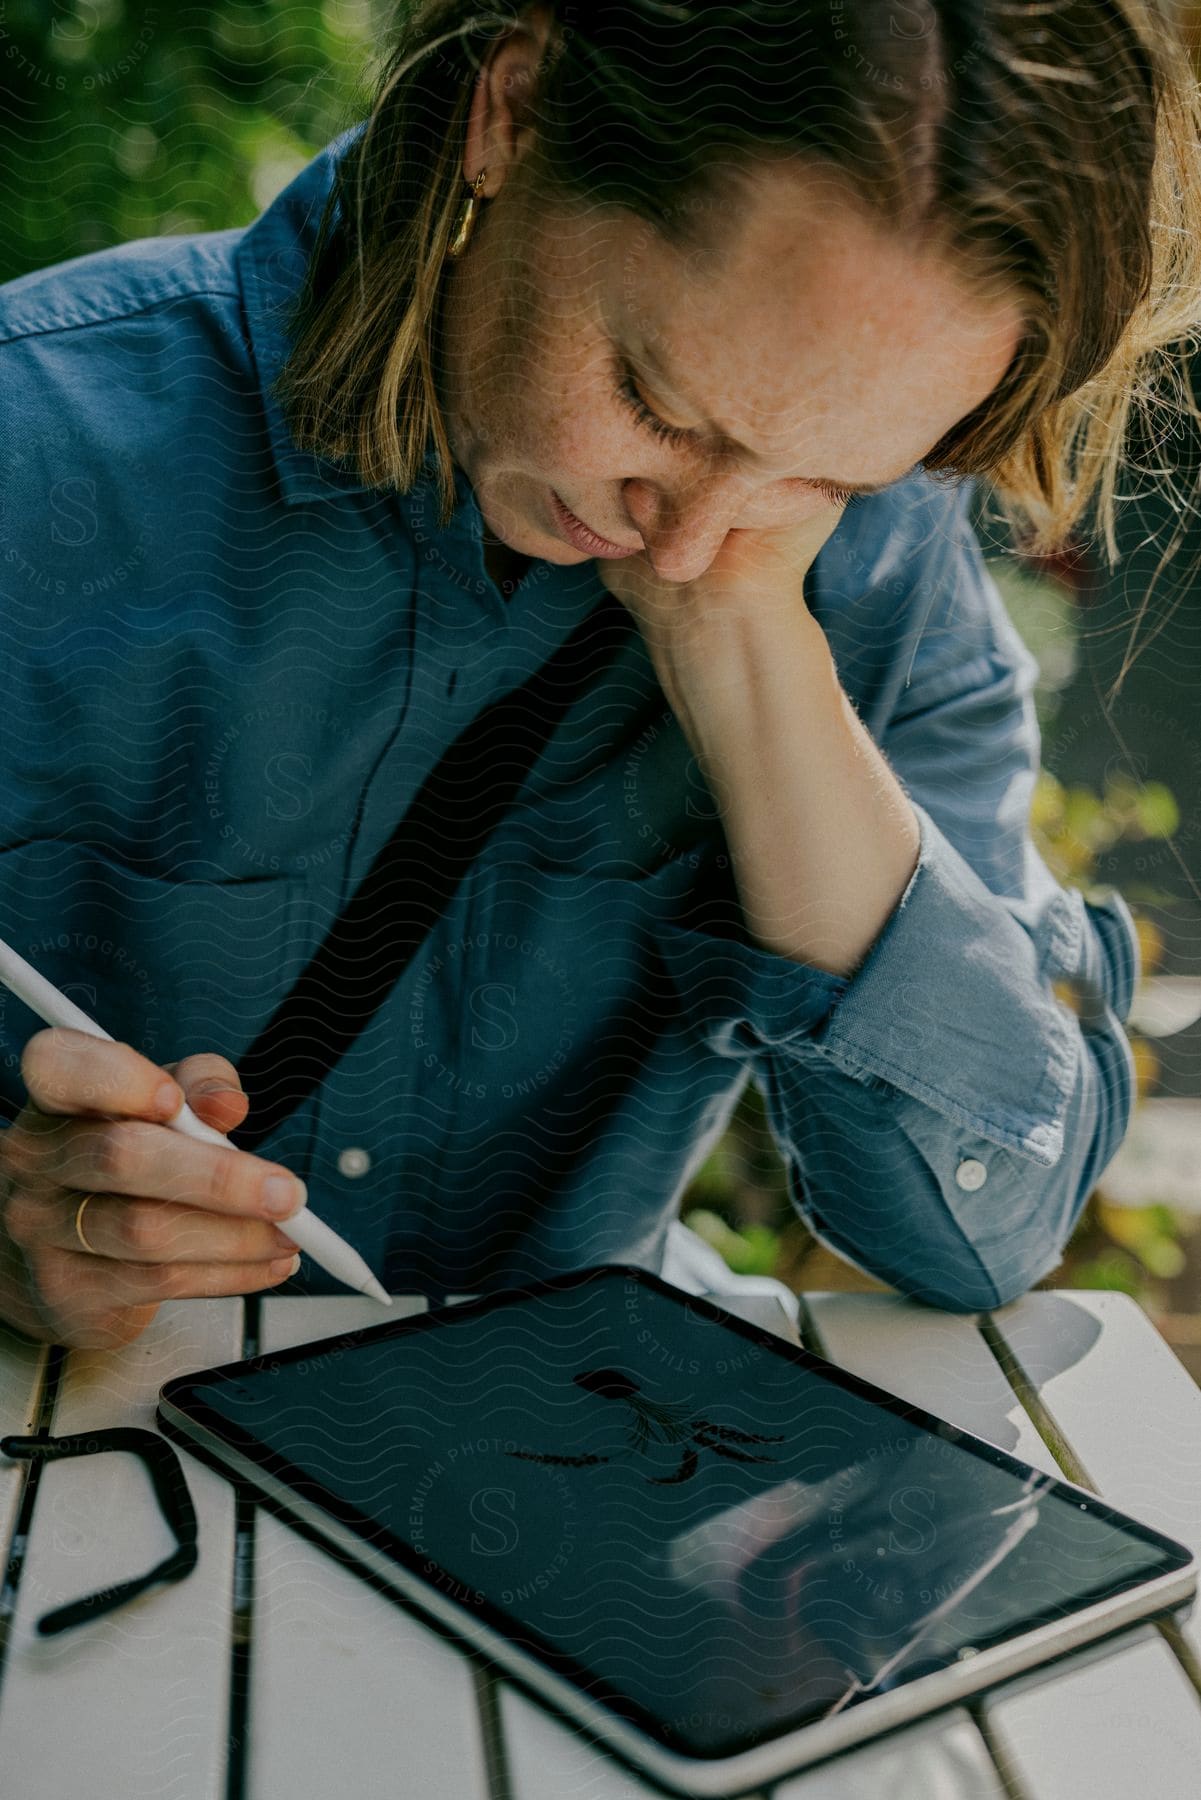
top-left (550, 490), bottom-right (642, 558)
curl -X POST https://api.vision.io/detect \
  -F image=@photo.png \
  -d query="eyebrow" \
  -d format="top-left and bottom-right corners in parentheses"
top-left (629, 336), bottom-right (910, 495)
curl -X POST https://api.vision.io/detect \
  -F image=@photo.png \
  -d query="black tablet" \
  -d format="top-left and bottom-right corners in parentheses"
top-left (157, 1266), bottom-right (1196, 1795)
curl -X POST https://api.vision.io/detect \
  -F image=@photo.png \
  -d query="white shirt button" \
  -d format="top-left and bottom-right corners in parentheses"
top-left (955, 1158), bottom-right (988, 1192)
top-left (337, 1146), bottom-right (372, 1179)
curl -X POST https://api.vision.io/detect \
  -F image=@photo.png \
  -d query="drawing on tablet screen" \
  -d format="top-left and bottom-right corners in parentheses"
top-left (506, 1366), bottom-right (785, 1486)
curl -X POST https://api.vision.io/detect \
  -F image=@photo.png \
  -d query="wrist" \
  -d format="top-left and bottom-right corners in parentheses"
top-left (663, 600), bottom-right (830, 768)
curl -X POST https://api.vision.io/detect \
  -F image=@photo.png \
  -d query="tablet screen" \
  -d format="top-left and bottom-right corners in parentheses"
top-left (174, 1269), bottom-right (1191, 1759)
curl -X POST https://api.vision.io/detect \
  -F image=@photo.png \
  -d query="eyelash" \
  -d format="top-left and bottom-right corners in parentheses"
top-left (614, 362), bottom-right (698, 449)
top-left (612, 359), bottom-right (866, 509)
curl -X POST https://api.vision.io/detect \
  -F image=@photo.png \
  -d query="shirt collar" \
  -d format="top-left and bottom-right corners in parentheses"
top-left (236, 123), bottom-right (474, 516)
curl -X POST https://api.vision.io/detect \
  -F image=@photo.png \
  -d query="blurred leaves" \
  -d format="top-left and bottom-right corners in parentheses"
top-left (1063, 1247), bottom-right (1146, 1297)
top-left (1032, 769), bottom-right (1179, 890)
top-left (680, 1209), bottom-right (782, 1278)
top-left (1097, 1199), bottom-right (1193, 1280)
top-left (1007, 742), bottom-right (1190, 1305)
top-left (987, 560), bottom-right (1079, 724)
top-left (0, 0), bottom-right (382, 281)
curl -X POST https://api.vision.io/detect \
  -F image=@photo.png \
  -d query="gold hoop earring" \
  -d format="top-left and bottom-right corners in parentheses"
top-left (446, 169), bottom-right (487, 261)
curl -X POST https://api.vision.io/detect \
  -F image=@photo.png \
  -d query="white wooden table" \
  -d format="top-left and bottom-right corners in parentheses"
top-left (1, 1285), bottom-right (1199, 1799)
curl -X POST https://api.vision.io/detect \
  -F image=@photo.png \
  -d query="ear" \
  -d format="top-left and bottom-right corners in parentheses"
top-left (461, 4), bottom-right (559, 199)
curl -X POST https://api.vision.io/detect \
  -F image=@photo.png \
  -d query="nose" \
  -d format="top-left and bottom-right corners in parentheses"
top-left (621, 464), bottom-right (819, 583)
top-left (621, 464), bottom-right (748, 584)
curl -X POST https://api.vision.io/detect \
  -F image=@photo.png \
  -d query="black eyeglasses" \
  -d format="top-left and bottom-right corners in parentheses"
top-left (0, 1427), bottom-right (198, 1636)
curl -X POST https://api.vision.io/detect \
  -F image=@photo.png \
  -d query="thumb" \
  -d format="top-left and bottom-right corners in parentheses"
top-left (161, 1055), bottom-right (250, 1137)
top-left (187, 1086), bottom-right (251, 1136)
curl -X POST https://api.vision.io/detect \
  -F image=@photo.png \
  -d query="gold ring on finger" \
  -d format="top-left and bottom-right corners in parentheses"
top-left (74, 1193), bottom-right (100, 1256)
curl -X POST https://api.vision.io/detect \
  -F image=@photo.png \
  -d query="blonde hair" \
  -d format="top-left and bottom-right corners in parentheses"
top-left (276, 1), bottom-right (1201, 681)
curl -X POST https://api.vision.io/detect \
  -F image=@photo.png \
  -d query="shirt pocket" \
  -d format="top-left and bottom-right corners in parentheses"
top-left (0, 840), bottom-right (309, 1114)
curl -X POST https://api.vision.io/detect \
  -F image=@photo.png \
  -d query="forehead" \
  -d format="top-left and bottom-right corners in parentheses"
top-left (601, 158), bottom-right (1023, 477)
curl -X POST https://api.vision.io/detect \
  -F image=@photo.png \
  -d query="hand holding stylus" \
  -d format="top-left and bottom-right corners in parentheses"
top-left (0, 938), bottom-right (390, 1350)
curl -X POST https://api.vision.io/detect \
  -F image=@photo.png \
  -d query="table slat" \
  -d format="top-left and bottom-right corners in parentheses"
top-left (501, 1685), bottom-right (737, 1800)
top-left (987, 1289), bottom-right (1201, 1655)
top-left (500, 1692), bottom-right (1000, 1800)
top-left (258, 1293), bottom-right (423, 1349)
top-left (803, 1295), bottom-right (1060, 1476)
top-left (0, 1320), bottom-right (52, 1612)
top-left (706, 1294), bottom-right (801, 1346)
top-left (795, 1295), bottom-right (1060, 1796)
top-left (3, 1290), bottom-right (1183, 1799)
top-left (249, 1296), bottom-right (493, 1800)
top-left (982, 1627), bottom-right (1201, 1800)
top-left (0, 1297), bottom-right (245, 1800)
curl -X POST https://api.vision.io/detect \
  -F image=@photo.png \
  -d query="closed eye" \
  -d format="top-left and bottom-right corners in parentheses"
top-left (613, 355), bottom-right (700, 450)
top-left (810, 480), bottom-right (866, 509)
top-left (611, 354), bottom-right (865, 508)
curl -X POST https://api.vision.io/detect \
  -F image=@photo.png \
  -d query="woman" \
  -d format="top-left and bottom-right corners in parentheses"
top-left (0, 1), bottom-right (1196, 1350)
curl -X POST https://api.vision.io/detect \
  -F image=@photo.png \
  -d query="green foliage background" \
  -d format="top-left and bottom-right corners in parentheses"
top-left (0, 1), bottom-right (380, 285)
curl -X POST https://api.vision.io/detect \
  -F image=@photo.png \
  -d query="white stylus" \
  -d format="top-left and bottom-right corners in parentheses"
top-left (0, 934), bottom-right (392, 1308)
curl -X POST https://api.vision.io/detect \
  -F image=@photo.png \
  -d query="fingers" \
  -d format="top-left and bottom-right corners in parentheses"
top-left (166, 1054), bottom-right (250, 1134)
top-left (21, 1035), bottom-right (253, 1137)
top-left (13, 1114), bottom-right (305, 1226)
top-left (193, 1085), bottom-right (250, 1121)
top-left (39, 1246), bottom-right (302, 1315)
top-left (40, 1190), bottom-right (301, 1267)
top-left (181, 1085), bottom-right (250, 1138)
top-left (163, 1052), bottom-right (243, 1098)
top-left (22, 1028), bottom-right (181, 1122)
top-left (3, 1032), bottom-right (305, 1345)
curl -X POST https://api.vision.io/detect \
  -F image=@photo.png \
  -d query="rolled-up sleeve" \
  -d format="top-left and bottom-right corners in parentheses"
top-left (652, 475), bottom-right (1139, 1312)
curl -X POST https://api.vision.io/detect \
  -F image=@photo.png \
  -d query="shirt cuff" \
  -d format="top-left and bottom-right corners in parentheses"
top-left (1045, 881), bottom-right (1140, 1026)
top-left (809, 802), bottom-right (1083, 1167)
top-left (653, 893), bottom-right (850, 1062)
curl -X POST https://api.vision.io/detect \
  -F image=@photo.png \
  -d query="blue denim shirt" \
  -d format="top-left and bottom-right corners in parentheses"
top-left (0, 132), bottom-right (1139, 1310)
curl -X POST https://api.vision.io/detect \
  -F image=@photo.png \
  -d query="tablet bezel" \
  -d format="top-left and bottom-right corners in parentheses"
top-left (157, 1265), bottom-right (1198, 1794)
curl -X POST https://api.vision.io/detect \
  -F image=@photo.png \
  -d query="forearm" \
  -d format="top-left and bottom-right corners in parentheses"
top-left (665, 605), bottom-right (921, 978)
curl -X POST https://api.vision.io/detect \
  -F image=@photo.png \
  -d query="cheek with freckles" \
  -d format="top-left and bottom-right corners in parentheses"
top-left (548, 408), bottom-right (629, 477)
top-left (515, 337), bottom-right (630, 475)
top-left (535, 346), bottom-right (609, 451)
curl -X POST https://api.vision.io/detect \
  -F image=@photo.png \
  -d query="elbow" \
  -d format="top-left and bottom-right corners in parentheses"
top-left (780, 1022), bottom-right (1131, 1318)
top-left (892, 1233), bottom-right (1056, 1315)
top-left (806, 1198), bottom-right (1019, 1316)
top-left (924, 1021), bottom-right (1138, 1315)
top-left (892, 1263), bottom-right (1009, 1316)
top-left (990, 1020), bottom-right (1139, 1307)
